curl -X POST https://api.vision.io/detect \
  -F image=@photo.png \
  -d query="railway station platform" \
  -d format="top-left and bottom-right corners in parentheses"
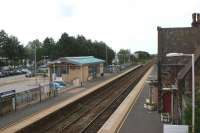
top-left (119, 66), bottom-right (162, 133)
top-left (98, 65), bottom-right (163, 133)
top-left (0, 65), bottom-right (138, 131)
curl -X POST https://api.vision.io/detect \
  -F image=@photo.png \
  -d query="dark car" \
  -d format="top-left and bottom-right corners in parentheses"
top-left (14, 69), bottom-right (24, 75)
top-left (0, 71), bottom-right (5, 78)
top-left (49, 81), bottom-right (66, 90)
top-left (2, 70), bottom-right (10, 77)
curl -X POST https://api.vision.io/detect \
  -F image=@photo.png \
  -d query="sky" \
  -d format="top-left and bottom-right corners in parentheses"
top-left (0, 0), bottom-right (199, 54)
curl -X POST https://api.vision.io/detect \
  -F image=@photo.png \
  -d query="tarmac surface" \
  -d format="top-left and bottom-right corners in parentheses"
top-left (119, 66), bottom-right (163, 133)
top-left (0, 75), bottom-right (48, 93)
top-left (0, 67), bottom-right (130, 128)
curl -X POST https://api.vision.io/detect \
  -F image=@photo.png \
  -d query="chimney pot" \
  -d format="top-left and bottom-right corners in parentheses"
top-left (197, 13), bottom-right (200, 23)
top-left (192, 13), bottom-right (197, 27)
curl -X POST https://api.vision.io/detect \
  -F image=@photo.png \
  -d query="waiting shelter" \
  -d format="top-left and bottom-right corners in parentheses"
top-left (48, 56), bottom-right (105, 86)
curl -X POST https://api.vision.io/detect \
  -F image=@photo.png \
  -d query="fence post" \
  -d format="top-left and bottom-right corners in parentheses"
top-left (14, 92), bottom-right (16, 111)
top-left (39, 84), bottom-right (42, 102)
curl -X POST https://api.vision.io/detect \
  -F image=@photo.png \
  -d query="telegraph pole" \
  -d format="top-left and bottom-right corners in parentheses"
top-left (34, 43), bottom-right (37, 85)
top-left (105, 45), bottom-right (108, 65)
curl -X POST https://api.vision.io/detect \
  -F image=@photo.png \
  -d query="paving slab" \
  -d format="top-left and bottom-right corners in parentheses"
top-left (119, 66), bottom-right (163, 133)
top-left (0, 66), bottom-right (134, 129)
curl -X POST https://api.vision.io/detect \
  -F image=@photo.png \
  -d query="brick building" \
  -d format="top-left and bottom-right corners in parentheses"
top-left (157, 13), bottom-right (200, 124)
top-left (48, 56), bottom-right (104, 85)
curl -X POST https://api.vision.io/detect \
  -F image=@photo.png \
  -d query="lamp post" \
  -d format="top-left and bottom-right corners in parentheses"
top-left (81, 64), bottom-right (83, 87)
top-left (166, 52), bottom-right (195, 133)
top-left (42, 56), bottom-right (48, 64)
top-left (105, 45), bottom-right (108, 66)
top-left (34, 43), bottom-right (37, 85)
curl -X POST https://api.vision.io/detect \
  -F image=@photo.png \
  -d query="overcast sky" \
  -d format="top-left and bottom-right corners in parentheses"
top-left (0, 0), bottom-right (199, 54)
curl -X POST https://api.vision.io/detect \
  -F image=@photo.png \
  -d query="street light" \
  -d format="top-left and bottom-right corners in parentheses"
top-left (166, 52), bottom-right (195, 133)
top-left (34, 43), bottom-right (37, 85)
top-left (42, 56), bottom-right (48, 64)
top-left (105, 45), bottom-right (108, 66)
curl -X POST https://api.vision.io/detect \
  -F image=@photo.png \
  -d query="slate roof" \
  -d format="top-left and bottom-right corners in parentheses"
top-left (177, 48), bottom-right (200, 80)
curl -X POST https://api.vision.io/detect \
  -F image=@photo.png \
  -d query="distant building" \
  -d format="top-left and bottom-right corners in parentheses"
top-left (157, 13), bottom-right (200, 124)
top-left (48, 56), bottom-right (104, 85)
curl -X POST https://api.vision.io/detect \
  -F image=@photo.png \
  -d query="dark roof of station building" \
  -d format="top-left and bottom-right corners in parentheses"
top-left (177, 48), bottom-right (200, 80)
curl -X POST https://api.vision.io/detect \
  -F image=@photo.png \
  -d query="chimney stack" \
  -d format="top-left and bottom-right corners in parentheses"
top-left (191, 13), bottom-right (197, 27)
top-left (197, 13), bottom-right (200, 24)
top-left (191, 13), bottom-right (200, 27)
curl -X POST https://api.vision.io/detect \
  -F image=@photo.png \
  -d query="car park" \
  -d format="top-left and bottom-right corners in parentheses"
top-left (0, 66), bottom-right (27, 78)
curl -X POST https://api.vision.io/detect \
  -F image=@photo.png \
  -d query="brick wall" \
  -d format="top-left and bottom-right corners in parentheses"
top-left (158, 27), bottom-right (200, 65)
top-left (157, 26), bottom-right (200, 123)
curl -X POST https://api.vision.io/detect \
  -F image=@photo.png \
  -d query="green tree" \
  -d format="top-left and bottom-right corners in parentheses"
top-left (2, 36), bottom-right (21, 66)
top-left (43, 37), bottom-right (56, 59)
top-left (26, 39), bottom-right (43, 63)
top-left (117, 49), bottom-right (131, 64)
top-left (0, 30), bottom-right (9, 58)
top-left (1, 30), bottom-right (116, 67)
top-left (184, 92), bottom-right (200, 133)
top-left (0, 30), bottom-right (27, 66)
top-left (134, 51), bottom-right (150, 59)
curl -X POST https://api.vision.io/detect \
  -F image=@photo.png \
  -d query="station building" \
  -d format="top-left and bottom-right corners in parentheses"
top-left (48, 56), bottom-right (105, 85)
top-left (157, 13), bottom-right (200, 124)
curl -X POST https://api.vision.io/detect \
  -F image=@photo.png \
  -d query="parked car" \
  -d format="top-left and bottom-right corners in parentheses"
top-left (49, 81), bottom-right (66, 90)
top-left (25, 71), bottom-right (35, 78)
top-left (2, 70), bottom-right (10, 77)
top-left (21, 68), bottom-right (30, 74)
top-left (15, 69), bottom-right (24, 75)
top-left (9, 70), bottom-right (15, 75)
top-left (0, 71), bottom-right (5, 78)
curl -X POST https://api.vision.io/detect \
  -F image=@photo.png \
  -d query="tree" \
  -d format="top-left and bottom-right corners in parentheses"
top-left (43, 37), bottom-right (56, 59)
top-left (56, 33), bottom-right (115, 64)
top-left (26, 39), bottom-right (43, 64)
top-left (1, 30), bottom-right (116, 67)
top-left (134, 51), bottom-right (150, 59)
top-left (117, 49), bottom-right (131, 64)
top-left (0, 30), bottom-right (9, 58)
top-left (26, 39), bottom-right (42, 49)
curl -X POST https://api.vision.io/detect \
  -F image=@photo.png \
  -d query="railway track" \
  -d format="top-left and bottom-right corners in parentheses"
top-left (16, 62), bottom-right (153, 133)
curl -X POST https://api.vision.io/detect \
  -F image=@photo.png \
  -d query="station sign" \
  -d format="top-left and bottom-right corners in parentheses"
top-left (164, 124), bottom-right (188, 133)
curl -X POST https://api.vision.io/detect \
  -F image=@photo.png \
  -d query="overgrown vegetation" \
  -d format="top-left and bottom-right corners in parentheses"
top-left (184, 90), bottom-right (200, 133)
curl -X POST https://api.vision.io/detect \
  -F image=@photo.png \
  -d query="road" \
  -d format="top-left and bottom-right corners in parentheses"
top-left (0, 75), bottom-right (48, 93)
top-left (0, 74), bottom-right (26, 86)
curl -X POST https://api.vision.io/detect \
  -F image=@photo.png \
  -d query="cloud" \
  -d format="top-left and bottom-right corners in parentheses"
top-left (0, 0), bottom-right (199, 53)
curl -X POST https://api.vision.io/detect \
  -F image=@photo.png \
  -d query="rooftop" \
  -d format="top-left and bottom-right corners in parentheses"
top-left (50, 56), bottom-right (105, 65)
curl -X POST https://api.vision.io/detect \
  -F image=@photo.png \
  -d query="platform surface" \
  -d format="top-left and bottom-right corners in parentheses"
top-left (0, 66), bottom-right (137, 130)
top-left (119, 66), bottom-right (163, 133)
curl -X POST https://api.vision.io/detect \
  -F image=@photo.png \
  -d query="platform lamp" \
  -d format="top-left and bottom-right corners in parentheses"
top-left (166, 52), bottom-right (195, 133)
